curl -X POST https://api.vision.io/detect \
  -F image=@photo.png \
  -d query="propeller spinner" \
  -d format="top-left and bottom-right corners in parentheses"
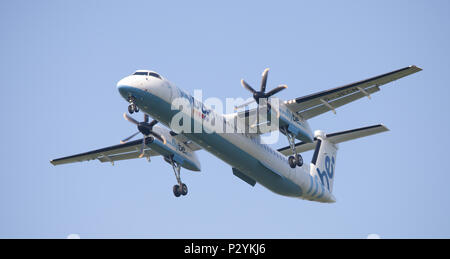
top-left (121, 113), bottom-right (166, 158)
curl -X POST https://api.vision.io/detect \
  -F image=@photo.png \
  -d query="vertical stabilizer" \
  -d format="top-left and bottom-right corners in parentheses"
top-left (310, 130), bottom-right (338, 193)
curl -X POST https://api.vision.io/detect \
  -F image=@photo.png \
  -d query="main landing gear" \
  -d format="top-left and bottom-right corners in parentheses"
top-left (169, 156), bottom-right (188, 197)
top-left (286, 131), bottom-right (303, 169)
top-left (127, 97), bottom-right (139, 114)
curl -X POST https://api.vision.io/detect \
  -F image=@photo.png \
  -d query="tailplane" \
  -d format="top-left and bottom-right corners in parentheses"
top-left (309, 124), bottom-right (389, 193)
top-left (278, 124), bottom-right (389, 194)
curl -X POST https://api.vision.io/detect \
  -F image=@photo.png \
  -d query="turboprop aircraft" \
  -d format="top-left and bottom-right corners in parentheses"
top-left (51, 65), bottom-right (421, 202)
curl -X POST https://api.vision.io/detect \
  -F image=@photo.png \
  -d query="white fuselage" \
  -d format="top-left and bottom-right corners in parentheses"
top-left (117, 72), bottom-right (335, 203)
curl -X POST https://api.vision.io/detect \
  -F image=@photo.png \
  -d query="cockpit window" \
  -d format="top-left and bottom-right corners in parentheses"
top-left (149, 72), bottom-right (162, 79)
top-left (132, 71), bottom-right (162, 79)
top-left (133, 72), bottom-right (148, 76)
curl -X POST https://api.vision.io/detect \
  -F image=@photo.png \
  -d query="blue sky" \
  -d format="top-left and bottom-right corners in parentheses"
top-left (1, 0), bottom-right (449, 238)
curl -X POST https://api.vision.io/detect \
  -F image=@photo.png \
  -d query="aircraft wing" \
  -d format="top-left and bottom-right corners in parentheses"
top-left (285, 65), bottom-right (422, 120)
top-left (50, 138), bottom-right (160, 166)
top-left (233, 106), bottom-right (272, 135)
top-left (277, 124), bottom-right (389, 155)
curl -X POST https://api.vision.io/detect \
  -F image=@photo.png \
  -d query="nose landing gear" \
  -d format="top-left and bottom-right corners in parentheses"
top-left (127, 97), bottom-right (139, 114)
top-left (128, 104), bottom-right (139, 114)
top-left (169, 156), bottom-right (188, 197)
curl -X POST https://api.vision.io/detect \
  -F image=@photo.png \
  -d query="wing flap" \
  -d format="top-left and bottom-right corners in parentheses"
top-left (299, 85), bottom-right (380, 119)
top-left (97, 150), bottom-right (159, 163)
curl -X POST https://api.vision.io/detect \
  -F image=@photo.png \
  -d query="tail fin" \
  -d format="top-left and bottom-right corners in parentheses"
top-left (310, 131), bottom-right (338, 193)
top-left (278, 124), bottom-right (389, 193)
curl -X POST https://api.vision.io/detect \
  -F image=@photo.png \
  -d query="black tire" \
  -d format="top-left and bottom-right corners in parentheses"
top-left (134, 105), bottom-right (139, 113)
top-left (288, 156), bottom-right (296, 168)
top-left (128, 105), bottom-right (134, 114)
top-left (173, 185), bottom-right (181, 197)
top-left (181, 183), bottom-right (188, 196)
top-left (296, 154), bottom-right (303, 167)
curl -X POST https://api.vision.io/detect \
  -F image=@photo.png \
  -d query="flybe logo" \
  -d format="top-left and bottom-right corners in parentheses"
top-left (316, 156), bottom-right (335, 191)
top-left (179, 90), bottom-right (212, 120)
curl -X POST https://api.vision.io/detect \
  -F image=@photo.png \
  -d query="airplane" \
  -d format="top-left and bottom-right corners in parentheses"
top-left (50, 65), bottom-right (422, 202)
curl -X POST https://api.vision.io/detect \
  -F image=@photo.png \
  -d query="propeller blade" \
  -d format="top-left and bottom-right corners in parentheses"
top-left (150, 131), bottom-right (166, 145)
top-left (148, 119), bottom-right (158, 128)
top-left (144, 114), bottom-right (149, 123)
top-left (241, 79), bottom-right (257, 94)
top-left (265, 85), bottom-right (287, 97)
top-left (260, 68), bottom-right (269, 93)
top-left (138, 136), bottom-right (146, 158)
top-left (123, 113), bottom-right (139, 125)
top-left (120, 131), bottom-right (140, 144)
top-left (160, 135), bottom-right (166, 145)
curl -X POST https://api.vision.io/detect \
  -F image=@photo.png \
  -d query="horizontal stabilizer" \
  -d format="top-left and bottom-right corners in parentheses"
top-left (277, 124), bottom-right (389, 155)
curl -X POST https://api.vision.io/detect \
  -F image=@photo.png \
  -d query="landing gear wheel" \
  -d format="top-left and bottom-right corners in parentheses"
top-left (181, 183), bottom-right (188, 196)
top-left (288, 156), bottom-right (296, 168)
top-left (295, 154), bottom-right (303, 167)
top-left (173, 185), bottom-right (181, 197)
top-left (128, 104), bottom-right (134, 114)
top-left (134, 105), bottom-right (139, 113)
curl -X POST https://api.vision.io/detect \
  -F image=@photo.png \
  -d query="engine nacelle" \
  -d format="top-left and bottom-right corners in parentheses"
top-left (278, 104), bottom-right (314, 143)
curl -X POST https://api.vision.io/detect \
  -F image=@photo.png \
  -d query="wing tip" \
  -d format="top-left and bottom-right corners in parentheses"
top-left (378, 123), bottom-right (390, 132)
top-left (409, 65), bottom-right (423, 72)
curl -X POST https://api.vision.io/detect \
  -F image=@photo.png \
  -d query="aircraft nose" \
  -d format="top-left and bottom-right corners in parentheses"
top-left (117, 77), bottom-right (130, 89)
top-left (116, 77), bottom-right (138, 97)
top-left (117, 84), bottom-right (130, 97)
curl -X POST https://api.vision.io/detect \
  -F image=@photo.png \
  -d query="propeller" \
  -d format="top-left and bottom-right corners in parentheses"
top-left (241, 68), bottom-right (287, 105)
top-left (121, 113), bottom-right (166, 158)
